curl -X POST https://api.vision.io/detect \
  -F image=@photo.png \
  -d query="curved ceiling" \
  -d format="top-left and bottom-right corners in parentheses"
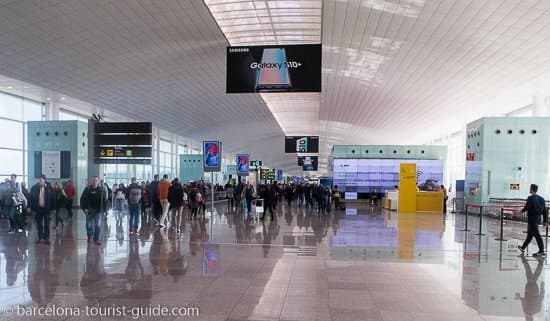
top-left (1, 0), bottom-right (550, 174)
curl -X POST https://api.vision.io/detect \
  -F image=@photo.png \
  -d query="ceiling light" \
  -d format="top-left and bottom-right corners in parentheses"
top-left (7, 86), bottom-right (12, 88)
top-left (60, 97), bottom-right (65, 100)
top-left (46, 97), bottom-right (51, 100)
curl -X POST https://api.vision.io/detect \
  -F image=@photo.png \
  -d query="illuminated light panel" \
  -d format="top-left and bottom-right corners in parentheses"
top-left (205, 0), bottom-right (322, 45)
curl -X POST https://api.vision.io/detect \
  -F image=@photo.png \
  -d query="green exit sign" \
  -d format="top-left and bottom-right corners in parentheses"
top-left (126, 150), bottom-right (133, 157)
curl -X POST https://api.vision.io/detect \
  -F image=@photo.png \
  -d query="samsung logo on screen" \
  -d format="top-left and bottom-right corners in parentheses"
top-left (229, 48), bottom-right (249, 53)
top-left (250, 61), bottom-right (303, 69)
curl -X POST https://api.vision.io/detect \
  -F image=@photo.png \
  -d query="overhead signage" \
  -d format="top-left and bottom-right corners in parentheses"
top-left (250, 160), bottom-right (263, 167)
top-left (96, 146), bottom-right (152, 158)
top-left (203, 141), bottom-right (222, 172)
top-left (94, 122), bottom-right (152, 164)
top-left (260, 168), bottom-right (276, 180)
top-left (285, 136), bottom-right (319, 153)
top-left (236, 154), bottom-right (250, 176)
top-left (226, 44), bottom-right (322, 93)
top-left (302, 156), bottom-right (318, 171)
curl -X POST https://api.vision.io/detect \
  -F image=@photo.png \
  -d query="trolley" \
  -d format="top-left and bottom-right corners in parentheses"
top-left (251, 199), bottom-right (264, 222)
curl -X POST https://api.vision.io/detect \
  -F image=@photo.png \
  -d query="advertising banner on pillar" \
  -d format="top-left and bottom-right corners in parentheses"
top-left (226, 44), bottom-right (322, 93)
top-left (236, 154), bottom-right (250, 176)
top-left (203, 141), bottom-right (222, 172)
top-left (276, 169), bottom-right (284, 181)
top-left (42, 151), bottom-right (61, 179)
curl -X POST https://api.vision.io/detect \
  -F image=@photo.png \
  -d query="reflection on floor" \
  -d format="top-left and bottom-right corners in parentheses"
top-left (0, 203), bottom-right (548, 321)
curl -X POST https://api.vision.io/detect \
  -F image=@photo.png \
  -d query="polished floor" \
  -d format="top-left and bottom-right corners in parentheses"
top-left (0, 202), bottom-right (548, 321)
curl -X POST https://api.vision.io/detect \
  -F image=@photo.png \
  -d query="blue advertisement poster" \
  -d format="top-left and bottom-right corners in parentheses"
top-left (276, 169), bottom-right (283, 181)
top-left (236, 154), bottom-right (249, 176)
top-left (203, 141), bottom-right (221, 172)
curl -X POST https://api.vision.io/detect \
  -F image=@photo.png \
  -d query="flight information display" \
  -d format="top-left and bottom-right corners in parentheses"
top-left (333, 159), bottom-right (444, 193)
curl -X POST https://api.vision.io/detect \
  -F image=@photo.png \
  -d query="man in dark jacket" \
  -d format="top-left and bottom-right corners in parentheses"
top-left (261, 185), bottom-right (276, 221)
top-left (80, 176), bottom-right (107, 245)
top-left (149, 174), bottom-right (161, 223)
top-left (127, 177), bottom-right (143, 236)
top-left (28, 175), bottom-right (56, 244)
top-left (518, 184), bottom-right (548, 257)
top-left (64, 179), bottom-right (76, 218)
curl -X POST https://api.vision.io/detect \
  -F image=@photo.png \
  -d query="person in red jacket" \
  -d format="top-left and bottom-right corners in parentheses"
top-left (64, 179), bottom-right (76, 218)
top-left (157, 174), bottom-right (171, 228)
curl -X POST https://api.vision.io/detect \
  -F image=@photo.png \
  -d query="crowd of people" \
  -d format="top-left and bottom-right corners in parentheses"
top-left (0, 175), bottom-right (76, 236)
top-left (223, 182), bottom-right (342, 219)
top-left (0, 172), bottom-right (349, 248)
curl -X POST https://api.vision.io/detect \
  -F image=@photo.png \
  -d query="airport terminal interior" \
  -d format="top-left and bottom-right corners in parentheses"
top-left (2, 0), bottom-right (550, 320)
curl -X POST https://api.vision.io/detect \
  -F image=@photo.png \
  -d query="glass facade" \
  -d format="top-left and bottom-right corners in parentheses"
top-left (0, 91), bottom-right (208, 186)
top-left (0, 91), bottom-right (44, 182)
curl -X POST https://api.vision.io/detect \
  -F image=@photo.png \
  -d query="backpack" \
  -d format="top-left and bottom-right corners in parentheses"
top-left (246, 186), bottom-right (253, 199)
top-left (129, 188), bottom-right (142, 204)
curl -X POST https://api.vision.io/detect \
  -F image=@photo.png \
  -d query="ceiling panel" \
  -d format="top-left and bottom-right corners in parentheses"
top-left (0, 0), bottom-right (303, 174)
top-left (2, 0), bottom-right (550, 175)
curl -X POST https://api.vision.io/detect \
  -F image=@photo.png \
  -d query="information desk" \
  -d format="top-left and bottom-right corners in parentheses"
top-left (416, 191), bottom-right (443, 213)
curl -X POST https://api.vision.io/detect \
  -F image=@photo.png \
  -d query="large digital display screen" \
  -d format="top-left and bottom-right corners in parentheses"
top-left (227, 44), bottom-right (321, 93)
top-left (236, 154), bottom-right (249, 176)
top-left (333, 159), bottom-right (444, 193)
top-left (286, 136), bottom-right (319, 153)
top-left (203, 141), bottom-right (221, 172)
top-left (302, 156), bottom-right (318, 171)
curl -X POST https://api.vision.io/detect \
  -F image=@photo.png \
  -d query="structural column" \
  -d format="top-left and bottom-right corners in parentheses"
top-left (533, 95), bottom-right (548, 116)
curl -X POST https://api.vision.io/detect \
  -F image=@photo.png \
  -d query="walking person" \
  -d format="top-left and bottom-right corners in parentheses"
top-left (440, 185), bottom-right (448, 213)
top-left (234, 182), bottom-right (243, 212)
top-left (150, 174), bottom-right (161, 224)
top-left (53, 182), bottom-right (66, 229)
top-left (3, 181), bottom-right (26, 234)
top-left (28, 175), bottom-right (56, 244)
top-left (168, 178), bottom-right (184, 233)
top-left (261, 185), bottom-right (275, 220)
top-left (285, 185), bottom-right (294, 208)
top-left (157, 174), bottom-right (171, 228)
top-left (518, 184), bottom-right (548, 257)
top-left (245, 182), bottom-right (255, 215)
top-left (64, 179), bottom-right (76, 219)
top-left (142, 181), bottom-right (150, 215)
top-left (297, 184), bottom-right (304, 208)
top-left (127, 177), bottom-right (143, 236)
top-left (80, 176), bottom-right (108, 246)
top-left (332, 185), bottom-right (341, 210)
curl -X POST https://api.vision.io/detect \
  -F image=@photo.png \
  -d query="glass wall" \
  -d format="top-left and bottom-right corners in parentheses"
top-left (0, 91), bottom-right (44, 183)
top-left (159, 138), bottom-right (173, 177)
top-left (0, 91), bottom-right (211, 186)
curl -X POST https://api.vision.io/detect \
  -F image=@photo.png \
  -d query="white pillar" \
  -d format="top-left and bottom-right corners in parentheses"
top-left (533, 95), bottom-right (547, 116)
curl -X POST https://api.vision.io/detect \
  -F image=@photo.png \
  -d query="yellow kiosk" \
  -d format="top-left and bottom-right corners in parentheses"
top-left (397, 163), bottom-right (444, 213)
